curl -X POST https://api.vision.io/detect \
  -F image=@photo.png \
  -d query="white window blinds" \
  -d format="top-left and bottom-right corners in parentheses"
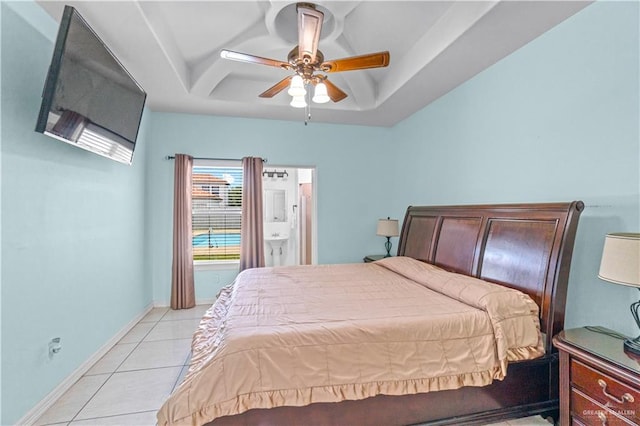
top-left (192, 164), bottom-right (243, 263)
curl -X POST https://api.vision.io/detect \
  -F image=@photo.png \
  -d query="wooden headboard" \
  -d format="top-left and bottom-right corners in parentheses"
top-left (397, 201), bottom-right (584, 352)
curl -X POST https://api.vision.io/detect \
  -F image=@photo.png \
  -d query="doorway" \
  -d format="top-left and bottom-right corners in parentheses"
top-left (262, 167), bottom-right (315, 266)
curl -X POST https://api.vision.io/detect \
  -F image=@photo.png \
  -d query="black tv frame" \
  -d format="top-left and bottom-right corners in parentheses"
top-left (35, 5), bottom-right (146, 165)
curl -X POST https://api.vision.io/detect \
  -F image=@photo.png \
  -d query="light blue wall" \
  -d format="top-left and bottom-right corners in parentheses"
top-left (392, 1), bottom-right (639, 335)
top-left (1, 3), bottom-right (152, 424)
top-left (147, 113), bottom-right (396, 303)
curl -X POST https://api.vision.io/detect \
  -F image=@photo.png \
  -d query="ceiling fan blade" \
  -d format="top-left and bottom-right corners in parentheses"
top-left (259, 76), bottom-right (293, 98)
top-left (323, 78), bottom-right (348, 103)
top-left (321, 51), bottom-right (390, 73)
top-left (220, 49), bottom-right (290, 70)
top-left (297, 4), bottom-right (324, 63)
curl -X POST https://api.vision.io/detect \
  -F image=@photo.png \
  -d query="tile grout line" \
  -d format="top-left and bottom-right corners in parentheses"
top-left (171, 353), bottom-right (194, 393)
top-left (65, 409), bottom-right (160, 425)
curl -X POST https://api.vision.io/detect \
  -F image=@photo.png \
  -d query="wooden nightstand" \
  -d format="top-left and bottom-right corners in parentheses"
top-left (553, 327), bottom-right (640, 425)
top-left (363, 254), bottom-right (385, 263)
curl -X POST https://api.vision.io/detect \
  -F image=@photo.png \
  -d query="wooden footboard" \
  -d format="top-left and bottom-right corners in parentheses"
top-left (208, 354), bottom-right (559, 426)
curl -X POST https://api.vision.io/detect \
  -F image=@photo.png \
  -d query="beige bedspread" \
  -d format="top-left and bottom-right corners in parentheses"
top-left (157, 256), bottom-right (544, 426)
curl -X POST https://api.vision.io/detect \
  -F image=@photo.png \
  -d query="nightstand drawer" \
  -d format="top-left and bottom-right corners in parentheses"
top-left (571, 388), bottom-right (632, 425)
top-left (571, 359), bottom-right (639, 423)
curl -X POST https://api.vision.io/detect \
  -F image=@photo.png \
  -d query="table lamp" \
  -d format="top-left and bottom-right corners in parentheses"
top-left (598, 233), bottom-right (640, 354)
top-left (377, 217), bottom-right (399, 257)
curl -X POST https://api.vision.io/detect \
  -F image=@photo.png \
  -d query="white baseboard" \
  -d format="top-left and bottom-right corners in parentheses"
top-left (16, 303), bottom-right (154, 426)
top-left (153, 298), bottom-right (215, 308)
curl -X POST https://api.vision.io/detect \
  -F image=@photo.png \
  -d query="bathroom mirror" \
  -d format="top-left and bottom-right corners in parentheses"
top-left (264, 189), bottom-right (286, 222)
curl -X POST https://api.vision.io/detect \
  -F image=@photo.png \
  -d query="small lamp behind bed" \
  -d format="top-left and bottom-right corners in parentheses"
top-left (377, 217), bottom-right (399, 257)
top-left (598, 233), bottom-right (640, 355)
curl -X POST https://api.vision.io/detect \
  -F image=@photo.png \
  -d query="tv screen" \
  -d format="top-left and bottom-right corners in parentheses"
top-left (35, 5), bottom-right (146, 165)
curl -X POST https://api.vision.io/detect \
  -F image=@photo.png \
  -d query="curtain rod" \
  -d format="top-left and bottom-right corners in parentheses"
top-left (165, 155), bottom-right (267, 162)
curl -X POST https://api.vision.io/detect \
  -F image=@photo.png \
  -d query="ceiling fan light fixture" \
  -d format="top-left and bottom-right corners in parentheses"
top-left (287, 75), bottom-right (306, 97)
top-left (290, 94), bottom-right (307, 108)
top-left (312, 82), bottom-right (330, 103)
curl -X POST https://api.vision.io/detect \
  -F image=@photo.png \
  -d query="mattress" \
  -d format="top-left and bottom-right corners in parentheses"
top-left (157, 256), bottom-right (544, 425)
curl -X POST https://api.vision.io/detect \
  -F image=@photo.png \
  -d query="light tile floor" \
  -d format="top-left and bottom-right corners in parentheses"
top-left (34, 305), bottom-right (208, 426)
top-left (34, 304), bottom-right (553, 426)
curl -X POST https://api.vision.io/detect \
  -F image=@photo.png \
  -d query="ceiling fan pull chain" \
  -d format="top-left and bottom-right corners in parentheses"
top-left (305, 88), bottom-right (311, 125)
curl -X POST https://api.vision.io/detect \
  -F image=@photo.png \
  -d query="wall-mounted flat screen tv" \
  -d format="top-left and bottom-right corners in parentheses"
top-left (35, 5), bottom-right (146, 165)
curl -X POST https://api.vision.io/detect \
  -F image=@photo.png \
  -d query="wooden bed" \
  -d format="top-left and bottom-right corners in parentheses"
top-left (179, 201), bottom-right (584, 426)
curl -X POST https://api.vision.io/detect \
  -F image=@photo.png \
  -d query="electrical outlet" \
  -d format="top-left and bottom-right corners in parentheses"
top-left (48, 337), bottom-right (62, 358)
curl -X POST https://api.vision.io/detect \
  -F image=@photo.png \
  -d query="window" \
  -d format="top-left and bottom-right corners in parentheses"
top-left (192, 163), bottom-right (243, 264)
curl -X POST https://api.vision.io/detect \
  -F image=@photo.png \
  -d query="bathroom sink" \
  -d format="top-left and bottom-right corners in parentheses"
top-left (264, 223), bottom-right (289, 266)
top-left (265, 234), bottom-right (288, 241)
top-left (264, 222), bottom-right (289, 242)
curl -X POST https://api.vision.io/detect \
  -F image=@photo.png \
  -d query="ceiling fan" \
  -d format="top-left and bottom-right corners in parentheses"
top-left (220, 2), bottom-right (390, 107)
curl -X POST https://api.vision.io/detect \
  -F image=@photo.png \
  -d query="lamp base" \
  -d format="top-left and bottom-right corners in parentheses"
top-left (384, 237), bottom-right (392, 258)
top-left (626, 294), bottom-right (640, 356)
top-left (624, 336), bottom-right (640, 356)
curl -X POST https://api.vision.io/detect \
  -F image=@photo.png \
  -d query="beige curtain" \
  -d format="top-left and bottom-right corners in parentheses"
top-left (171, 154), bottom-right (196, 310)
top-left (239, 157), bottom-right (265, 271)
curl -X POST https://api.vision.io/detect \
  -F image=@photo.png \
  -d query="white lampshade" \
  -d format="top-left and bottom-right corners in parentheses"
top-left (376, 218), bottom-right (399, 237)
top-left (287, 75), bottom-right (306, 97)
top-left (312, 82), bottom-right (330, 103)
top-left (290, 95), bottom-right (307, 108)
top-left (598, 233), bottom-right (640, 287)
